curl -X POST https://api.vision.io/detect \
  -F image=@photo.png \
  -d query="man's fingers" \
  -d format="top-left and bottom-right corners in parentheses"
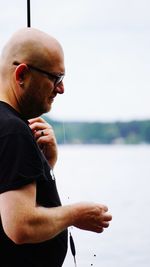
top-left (103, 213), bottom-right (112, 221)
top-left (28, 117), bottom-right (45, 124)
top-left (34, 129), bottom-right (48, 139)
top-left (103, 205), bottom-right (108, 212)
top-left (29, 122), bottom-right (48, 131)
top-left (101, 221), bottom-right (110, 228)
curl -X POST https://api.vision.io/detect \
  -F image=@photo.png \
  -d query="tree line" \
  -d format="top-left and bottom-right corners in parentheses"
top-left (43, 115), bottom-right (150, 144)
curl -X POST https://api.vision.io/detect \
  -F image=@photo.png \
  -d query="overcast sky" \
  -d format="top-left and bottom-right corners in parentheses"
top-left (0, 0), bottom-right (150, 122)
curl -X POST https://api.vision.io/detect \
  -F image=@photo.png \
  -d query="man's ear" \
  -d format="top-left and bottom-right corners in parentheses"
top-left (15, 64), bottom-right (28, 86)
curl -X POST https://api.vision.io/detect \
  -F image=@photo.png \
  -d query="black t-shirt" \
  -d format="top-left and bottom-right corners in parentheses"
top-left (0, 101), bottom-right (68, 267)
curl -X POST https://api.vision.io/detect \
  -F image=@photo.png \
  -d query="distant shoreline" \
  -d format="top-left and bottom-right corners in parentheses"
top-left (43, 115), bottom-right (150, 145)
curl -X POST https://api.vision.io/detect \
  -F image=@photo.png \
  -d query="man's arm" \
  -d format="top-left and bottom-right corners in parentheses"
top-left (0, 182), bottom-right (112, 244)
top-left (0, 117), bottom-right (112, 244)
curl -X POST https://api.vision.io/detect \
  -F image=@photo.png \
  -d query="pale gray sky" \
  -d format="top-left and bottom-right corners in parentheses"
top-left (0, 0), bottom-right (150, 122)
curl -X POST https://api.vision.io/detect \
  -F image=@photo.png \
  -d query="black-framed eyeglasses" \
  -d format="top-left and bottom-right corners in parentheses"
top-left (13, 62), bottom-right (65, 86)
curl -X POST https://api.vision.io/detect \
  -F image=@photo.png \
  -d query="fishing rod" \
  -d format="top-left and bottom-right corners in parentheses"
top-left (27, 0), bottom-right (31, 27)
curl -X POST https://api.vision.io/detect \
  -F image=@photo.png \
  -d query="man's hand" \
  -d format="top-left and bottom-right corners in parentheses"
top-left (29, 117), bottom-right (58, 168)
top-left (72, 202), bottom-right (112, 233)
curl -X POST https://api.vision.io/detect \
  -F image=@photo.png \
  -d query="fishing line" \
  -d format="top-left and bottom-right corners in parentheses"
top-left (62, 121), bottom-right (97, 266)
top-left (61, 120), bottom-right (77, 266)
top-left (62, 120), bottom-right (67, 145)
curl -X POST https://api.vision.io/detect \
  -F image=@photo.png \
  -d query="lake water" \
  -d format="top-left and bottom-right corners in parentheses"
top-left (54, 145), bottom-right (150, 267)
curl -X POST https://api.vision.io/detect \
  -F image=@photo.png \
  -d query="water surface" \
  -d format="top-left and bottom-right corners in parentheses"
top-left (54, 145), bottom-right (150, 267)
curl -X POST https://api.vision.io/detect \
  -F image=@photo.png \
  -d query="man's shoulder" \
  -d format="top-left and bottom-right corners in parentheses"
top-left (3, 116), bottom-right (29, 133)
top-left (0, 102), bottom-right (30, 136)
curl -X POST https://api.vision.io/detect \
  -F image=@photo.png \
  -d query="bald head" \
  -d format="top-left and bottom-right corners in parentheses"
top-left (0, 27), bottom-right (64, 76)
top-left (0, 28), bottom-right (65, 118)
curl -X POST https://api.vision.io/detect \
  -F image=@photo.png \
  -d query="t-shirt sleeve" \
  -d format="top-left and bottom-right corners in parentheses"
top-left (0, 133), bottom-right (44, 193)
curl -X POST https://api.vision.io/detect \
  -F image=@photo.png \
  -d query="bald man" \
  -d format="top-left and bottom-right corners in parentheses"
top-left (0, 28), bottom-right (112, 267)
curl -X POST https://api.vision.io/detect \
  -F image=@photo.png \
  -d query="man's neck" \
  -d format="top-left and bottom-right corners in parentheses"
top-left (0, 92), bottom-right (20, 114)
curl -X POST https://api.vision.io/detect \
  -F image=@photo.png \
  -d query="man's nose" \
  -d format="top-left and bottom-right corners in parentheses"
top-left (55, 82), bottom-right (64, 94)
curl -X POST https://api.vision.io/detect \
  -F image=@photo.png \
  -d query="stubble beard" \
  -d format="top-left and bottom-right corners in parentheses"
top-left (19, 91), bottom-right (51, 119)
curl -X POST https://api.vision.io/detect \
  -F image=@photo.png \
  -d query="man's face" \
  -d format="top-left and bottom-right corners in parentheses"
top-left (19, 55), bottom-right (65, 119)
